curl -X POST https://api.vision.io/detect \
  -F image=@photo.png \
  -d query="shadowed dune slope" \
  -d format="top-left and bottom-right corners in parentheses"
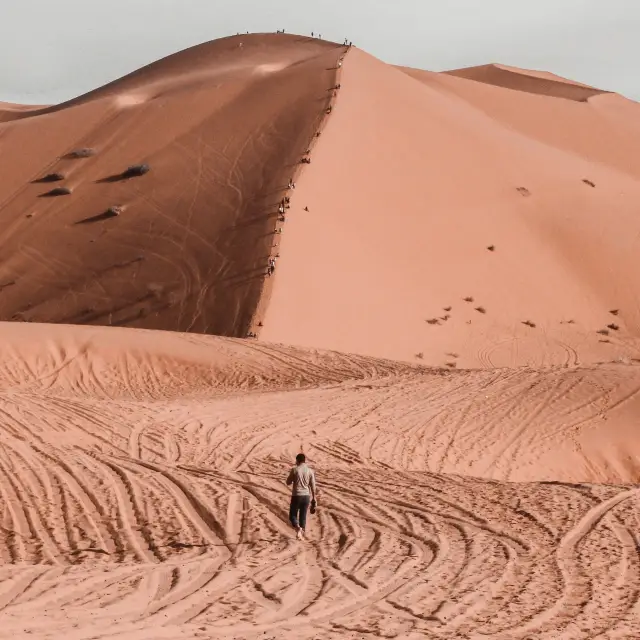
top-left (261, 47), bottom-right (640, 367)
top-left (1, 323), bottom-right (640, 638)
top-left (0, 34), bottom-right (342, 334)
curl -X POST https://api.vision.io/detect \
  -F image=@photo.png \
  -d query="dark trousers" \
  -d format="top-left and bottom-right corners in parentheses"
top-left (289, 495), bottom-right (311, 530)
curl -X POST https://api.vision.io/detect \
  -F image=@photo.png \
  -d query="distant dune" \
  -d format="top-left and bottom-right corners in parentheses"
top-left (1, 34), bottom-right (640, 368)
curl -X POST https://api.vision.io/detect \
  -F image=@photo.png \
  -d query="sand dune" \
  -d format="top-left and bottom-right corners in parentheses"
top-left (261, 46), bottom-right (640, 367)
top-left (0, 34), bottom-right (341, 336)
top-left (1, 323), bottom-right (640, 639)
top-left (0, 35), bottom-right (639, 368)
top-left (3, 33), bottom-right (640, 639)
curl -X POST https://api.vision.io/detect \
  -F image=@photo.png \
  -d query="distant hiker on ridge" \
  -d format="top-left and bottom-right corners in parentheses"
top-left (286, 453), bottom-right (317, 540)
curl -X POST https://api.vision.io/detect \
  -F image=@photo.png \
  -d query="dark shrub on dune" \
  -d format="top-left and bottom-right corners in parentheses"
top-left (122, 163), bottom-right (150, 178)
top-left (65, 148), bottom-right (96, 159)
top-left (35, 172), bottom-right (65, 183)
top-left (41, 187), bottom-right (72, 197)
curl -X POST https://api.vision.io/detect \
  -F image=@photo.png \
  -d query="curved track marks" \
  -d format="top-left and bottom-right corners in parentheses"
top-left (1, 329), bottom-right (640, 637)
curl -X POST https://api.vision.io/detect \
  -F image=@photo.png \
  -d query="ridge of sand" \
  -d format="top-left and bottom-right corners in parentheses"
top-left (1, 322), bottom-right (640, 639)
top-left (443, 63), bottom-right (609, 101)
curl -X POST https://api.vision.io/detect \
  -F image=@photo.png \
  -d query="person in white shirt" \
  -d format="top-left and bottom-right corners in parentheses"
top-left (286, 453), bottom-right (317, 540)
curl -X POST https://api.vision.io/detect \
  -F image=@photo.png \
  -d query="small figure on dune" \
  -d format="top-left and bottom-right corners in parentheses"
top-left (415, 352), bottom-right (424, 360)
top-left (607, 323), bottom-right (620, 331)
top-left (582, 179), bottom-right (596, 188)
top-left (286, 453), bottom-right (317, 541)
top-left (304, 206), bottom-right (309, 211)
top-left (463, 296), bottom-right (474, 303)
top-left (425, 318), bottom-right (440, 325)
top-left (279, 204), bottom-right (285, 214)
top-left (522, 320), bottom-right (536, 328)
top-left (597, 329), bottom-right (610, 336)
top-left (443, 306), bottom-right (452, 312)
top-left (326, 105), bottom-right (332, 114)
top-left (487, 245), bottom-right (495, 252)
top-left (610, 309), bottom-right (620, 316)
top-left (311, 32), bottom-right (314, 37)
top-left (475, 306), bottom-right (486, 314)
top-left (288, 179), bottom-right (296, 189)
top-left (284, 196), bottom-right (290, 204)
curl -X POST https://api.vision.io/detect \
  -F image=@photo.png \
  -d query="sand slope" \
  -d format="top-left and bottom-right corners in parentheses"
top-left (1, 324), bottom-right (640, 639)
top-left (0, 34), bottom-right (342, 335)
top-left (2, 36), bottom-right (640, 368)
top-left (261, 47), bottom-right (640, 367)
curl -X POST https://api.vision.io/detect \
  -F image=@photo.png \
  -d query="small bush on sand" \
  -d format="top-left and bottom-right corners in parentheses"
top-left (66, 148), bottom-right (96, 159)
top-left (42, 186), bottom-right (72, 197)
top-left (122, 164), bottom-right (150, 178)
top-left (36, 172), bottom-right (65, 183)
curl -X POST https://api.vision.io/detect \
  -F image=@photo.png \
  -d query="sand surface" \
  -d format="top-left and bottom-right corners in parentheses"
top-left (3, 33), bottom-right (640, 639)
top-left (1, 34), bottom-right (639, 367)
top-left (0, 323), bottom-right (639, 639)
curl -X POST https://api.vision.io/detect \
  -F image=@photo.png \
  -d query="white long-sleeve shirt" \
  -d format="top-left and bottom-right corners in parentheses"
top-left (286, 464), bottom-right (317, 497)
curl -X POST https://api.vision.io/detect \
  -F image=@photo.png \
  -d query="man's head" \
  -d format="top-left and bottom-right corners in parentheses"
top-left (295, 453), bottom-right (306, 465)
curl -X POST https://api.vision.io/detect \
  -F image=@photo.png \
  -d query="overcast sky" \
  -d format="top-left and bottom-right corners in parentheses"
top-left (1, 0), bottom-right (638, 104)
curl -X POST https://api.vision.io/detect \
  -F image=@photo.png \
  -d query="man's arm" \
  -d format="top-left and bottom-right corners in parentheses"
top-left (310, 470), bottom-right (317, 501)
top-left (286, 468), bottom-right (295, 486)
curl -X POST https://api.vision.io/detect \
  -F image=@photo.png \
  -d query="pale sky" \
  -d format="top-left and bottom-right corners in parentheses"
top-left (1, 0), bottom-right (638, 104)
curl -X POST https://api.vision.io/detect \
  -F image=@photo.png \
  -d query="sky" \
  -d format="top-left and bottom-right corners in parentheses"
top-left (1, 0), bottom-right (638, 104)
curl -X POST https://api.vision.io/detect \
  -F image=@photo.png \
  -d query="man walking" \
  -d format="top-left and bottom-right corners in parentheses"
top-left (286, 453), bottom-right (317, 540)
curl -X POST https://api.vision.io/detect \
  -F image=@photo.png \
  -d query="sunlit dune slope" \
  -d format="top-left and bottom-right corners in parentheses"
top-left (0, 34), bottom-right (343, 334)
top-left (261, 47), bottom-right (640, 367)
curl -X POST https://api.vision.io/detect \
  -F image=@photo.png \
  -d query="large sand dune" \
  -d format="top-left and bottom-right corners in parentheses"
top-left (0, 35), bottom-right (341, 336)
top-left (3, 33), bottom-right (640, 639)
top-left (1, 323), bottom-right (640, 639)
top-left (1, 34), bottom-right (640, 367)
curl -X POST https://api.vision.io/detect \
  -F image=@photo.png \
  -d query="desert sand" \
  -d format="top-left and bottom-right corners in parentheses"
top-left (2, 32), bottom-right (640, 639)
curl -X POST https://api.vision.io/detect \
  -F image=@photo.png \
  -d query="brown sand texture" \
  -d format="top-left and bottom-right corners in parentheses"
top-left (1, 323), bottom-right (640, 639)
top-left (2, 33), bottom-right (640, 639)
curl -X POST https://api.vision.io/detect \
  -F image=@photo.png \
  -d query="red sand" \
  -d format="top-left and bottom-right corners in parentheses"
top-left (261, 47), bottom-right (640, 367)
top-left (2, 34), bottom-right (640, 639)
top-left (0, 323), bottom-right (640, 639)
